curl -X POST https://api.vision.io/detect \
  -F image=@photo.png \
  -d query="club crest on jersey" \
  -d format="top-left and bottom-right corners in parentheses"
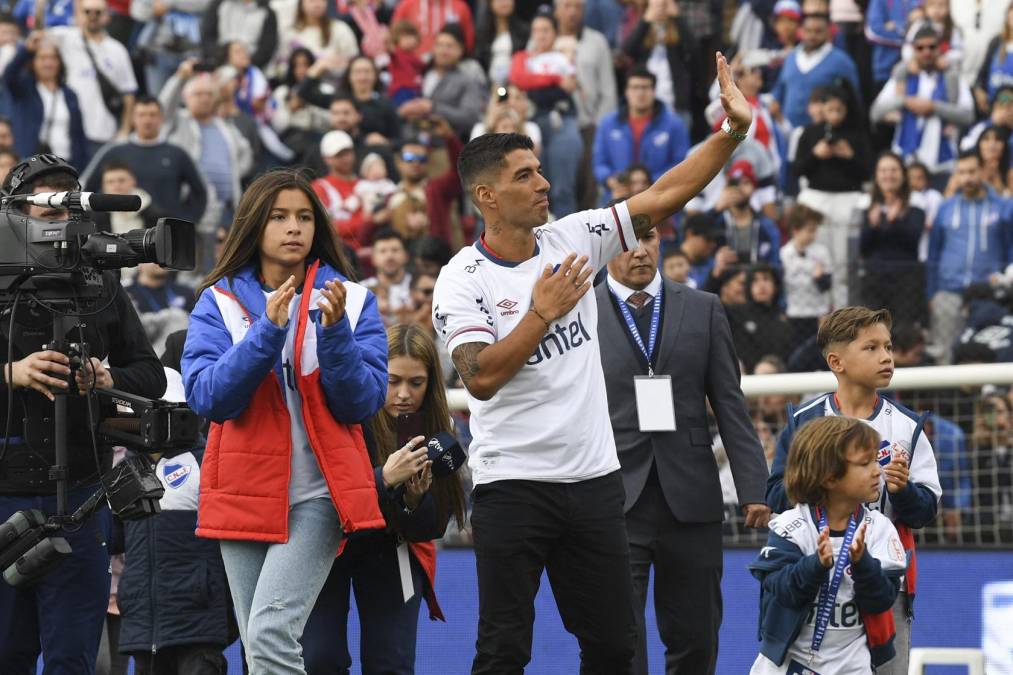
top-left (876, 440), bottom-right (892, 466)
top-left (163, 462), bottom-right (191, 489)
top-left (497, 299), bottom-right (519, 316)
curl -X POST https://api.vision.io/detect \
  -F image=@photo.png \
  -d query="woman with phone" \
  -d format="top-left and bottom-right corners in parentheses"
top-left (181, 169), bottom-right (390, 675)
top-left (301, 323), bottom-right (468, 675)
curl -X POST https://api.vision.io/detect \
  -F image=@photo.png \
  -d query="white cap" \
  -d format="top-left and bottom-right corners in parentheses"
top-left (320, 130), bottom-right (354, 158)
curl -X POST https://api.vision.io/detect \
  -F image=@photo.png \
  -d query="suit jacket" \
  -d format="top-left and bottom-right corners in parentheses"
top-left (595, 278), bottom-right (768, 522)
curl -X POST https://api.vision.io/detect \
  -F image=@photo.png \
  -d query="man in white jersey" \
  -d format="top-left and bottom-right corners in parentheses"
top-left (432, 53), bottom-right (753, 674)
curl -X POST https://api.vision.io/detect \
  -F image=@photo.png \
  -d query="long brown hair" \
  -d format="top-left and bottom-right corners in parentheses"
top-left (199, 169), bottom-right (355, 294)
top-left (371, 324), bottom-right (468, 530)
top-left (294, 0), bottom-right (332, 47)
top-left (784, 416), bottom-right (881, 506)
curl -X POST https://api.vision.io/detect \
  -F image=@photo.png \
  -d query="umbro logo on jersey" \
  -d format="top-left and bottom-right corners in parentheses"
top-left (496, 299), bottom-right (519, 316)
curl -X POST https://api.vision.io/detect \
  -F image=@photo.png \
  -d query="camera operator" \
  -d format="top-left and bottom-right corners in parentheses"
top-left (0, 153), bottom-right (166, 673)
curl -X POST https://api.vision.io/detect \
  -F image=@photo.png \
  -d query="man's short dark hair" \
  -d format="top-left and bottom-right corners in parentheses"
top-left (133, 95), bottom-right (162, 111)
top-left (892, 321), bottom-right (925, 353)
top-left (662, 247), bottom-right (688, 262)
top-left (415, 235), bottom-right (451, 266)
top-left (912, 26), bottom-right (938, 43)
top-left (409, 271), bottom-right (437, 291)
top-left (958, 148), bottom-right (981, 164)
top-left (457, 133), bottom-right (535, 204)
top-left (683, 213), bottom-right (718, 239)
top-left (802, 12), bottom-right (830, 23)
top-left (627, 67), bottom-right (656, 89)
top-left (101, 161), bottom-right (135, 178)
top-left (330, 95), bottom-right (359, 111)
top-left (438, 22), bottom-right (466, 50)
top-left (372, 226), bottom-right (406, 248)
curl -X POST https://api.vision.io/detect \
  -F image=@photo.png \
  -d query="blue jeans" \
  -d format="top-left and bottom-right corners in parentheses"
top-left (301, 535), bottom-right (425, 674)
top-left (534, 111), bottom-right (583, 220)
top-left (0, 484), bottom-right (112, 675)
top-left (220, 497), bottom-right (344, 675)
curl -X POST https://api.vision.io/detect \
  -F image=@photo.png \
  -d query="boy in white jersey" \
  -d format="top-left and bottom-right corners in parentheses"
top-left (766, 307), bottom-right (943, 675)
top-left (752, 417), bottom-right (907, 675)
top-left (433, 53), bottom-right (754, 674)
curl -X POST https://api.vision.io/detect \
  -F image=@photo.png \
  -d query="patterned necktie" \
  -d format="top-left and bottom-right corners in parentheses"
top-left (627, 291), bottom-right (651, 309)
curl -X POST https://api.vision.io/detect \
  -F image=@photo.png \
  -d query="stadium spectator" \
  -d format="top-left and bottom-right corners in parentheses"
top-left (354, 151), bottom-right (396, 220)
top-left (927, 150), bottom-right (1013, 363)
top-left (509, 9), bottom-right (583, 219)
top-left (411, 234), bottom-right (452, 278)
top-left (362, 227), bottom-right (412, 324)
top-left (390, 0), bottom-right (474, 57)
top-left (471, 84), bottom-right (542, 155)
top-left (0, 116), bottom-right (12, 152)
top-left (661, 247), bottom-right (691, 286)
top-left (81, 96), bottom-right (209, 226)
top-left (130, 0), bottom-right (206, 98)
top-left (312, 130), bottom-right (368, 248)
top-left (927, 415), bottom-right (972, 542)
top-left (711, 159), bottom-right (782, 268)
top-left (972, 3), bottom-right (1013, 115)
top-left (92, 161), bottom-right (169, 234)
top-left (728, 261), bottom-right (793, 373)
top-left (12, 0), bottom-right (74, 28)
top-left (159, 59), bottom-right (254, 231)
top-left (780, 204), bottom-right (832, 340)
top-left (685, 136), bottom-right (780, 221)
top-left (335, 0), bottom-right (391, 60)
top-left (716, 266), bottom-right (748, 308)
top-left (555, 0), bottom-right (617, 209)
top-left (950, 125), bottom-right (1013, 197)
top-left (961, 85), bottom-right (1013, 155)
top-left (597, 225), bottom-right (769, 675)
top-left (45, 0), bottom-right (135, 155)
top-left (620, 0), bottom-right (704, 138)
top-left (752, 354), bottom-right (794, 429)
top-left (181, 169), bottom-right (388, 674)
top-left (900, 0), bottom-right (962, 74)
top-left (1, 32), bottom-right (88, 169)
top-left (273, 0), bottom-right (357, 79)
top-left (473, 0), bottom-right (528, 86)
top-left (907, 159), bottom-right (943, 230)
top-left (125, 262), bottom-right (193, 371)
top-left (864, 0), bottom-right (919, 88)
top-left (387, 19), bottom-right (425, 105)
top-left (399, 23), bottom-right (485, 140)
top-left (201, 0), bottom-right (277, 70)
top-left (771, 11), bottom-right (860, 127)
top-left (676, 212), bottom-right (721, 289)
top-left (757, 0), bottom-right (801, 91)
top-left (795, 84), bottom-right (869, 307)
top-left (593, 67), bottom-right (689, 204)
top-left (343, 54), bottom-right (401, 142)
top-left (0, 147), bottom-right (17, 185)
top-left (871, 26), bottom-right (974, 180)
top-left (300, 324), bottom-right (467, 673)
top-left (0, 14), bottom-right (18, 78)
top-left (384, 117), bottom-right (463, 247)
top-left (270, 48), bottom-right (331, 160)
top-left (859, 152), bottom-right (927, 327)
top-left (970, 393), bottom-right (1013, 544)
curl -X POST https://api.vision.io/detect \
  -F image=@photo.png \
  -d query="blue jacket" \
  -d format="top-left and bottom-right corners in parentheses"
top-left (772, 47), bottom-right (861, 128)
top-left (927, 189), bottom-right (1013, 297)
top-left (12, 0), bottom-right (75, 28)
top-left (116, 467), bottom-right (233, 654)
top-left (183, 262), bottom-right (387, 426)
top-left (766, 394), bottom-right (939, 529)
top-left (750, 505), bottom-right (902, 668)
top-left (864, 0), bottom-right (920, 83)
top-left (1, 43), bottom-right (89, 171)
top-left (713, 209), bottom-right (783, 267)
top-left (592, 101), bottom-right (689, 186)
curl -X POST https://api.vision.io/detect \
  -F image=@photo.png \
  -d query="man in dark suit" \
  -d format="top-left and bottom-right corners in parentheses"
top-left (596, 226), bottom-right (770, 675)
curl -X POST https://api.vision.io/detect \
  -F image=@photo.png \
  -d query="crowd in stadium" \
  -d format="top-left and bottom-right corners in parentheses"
top-left (0, 0), bottom-right (1011, 672)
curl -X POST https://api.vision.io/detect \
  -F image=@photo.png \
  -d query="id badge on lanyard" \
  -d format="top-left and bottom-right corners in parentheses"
top-left (612, 286), bottom-right (676, 432)
top-left (808, 507), bottom-right (860, 659)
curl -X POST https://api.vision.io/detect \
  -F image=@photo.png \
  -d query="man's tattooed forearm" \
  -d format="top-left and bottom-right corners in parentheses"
top-left (452, 342), bottom-right (488, 384)
top-left (631, 213), bottom-right (653, 238)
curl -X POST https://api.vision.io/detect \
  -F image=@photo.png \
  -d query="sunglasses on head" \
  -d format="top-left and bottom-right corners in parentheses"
top-left (401, 151), bottom-right (427, 163)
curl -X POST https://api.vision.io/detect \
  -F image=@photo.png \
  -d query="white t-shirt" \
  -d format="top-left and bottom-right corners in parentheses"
top-left (751, 505), bottom-right (908, 675)
top-left (264, 288), bottom-right (330, 505)
top-left (432, 201), bottom-right (639, 485)
top-left (48, 27), bottom-right (137, 143)
top-left (37, 84), bottom-right (71, 160)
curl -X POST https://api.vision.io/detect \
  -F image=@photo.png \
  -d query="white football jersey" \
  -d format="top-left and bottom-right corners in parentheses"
top-left (793, 395), bottom-right (943, 519)
top-left (432, 201), bottom-right (639, 485)
top-left (751, 505), bottom-right (908, 675)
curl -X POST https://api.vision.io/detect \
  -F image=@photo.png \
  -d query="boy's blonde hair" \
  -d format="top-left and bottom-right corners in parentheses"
top-left (784, 416), bottom-right (881, 505)
top-left (817, 306), bottom-right (893, 357)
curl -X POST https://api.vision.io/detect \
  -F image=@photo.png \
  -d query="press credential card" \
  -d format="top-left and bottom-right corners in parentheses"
top-left (634, 375), bottom-right (676, 432)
